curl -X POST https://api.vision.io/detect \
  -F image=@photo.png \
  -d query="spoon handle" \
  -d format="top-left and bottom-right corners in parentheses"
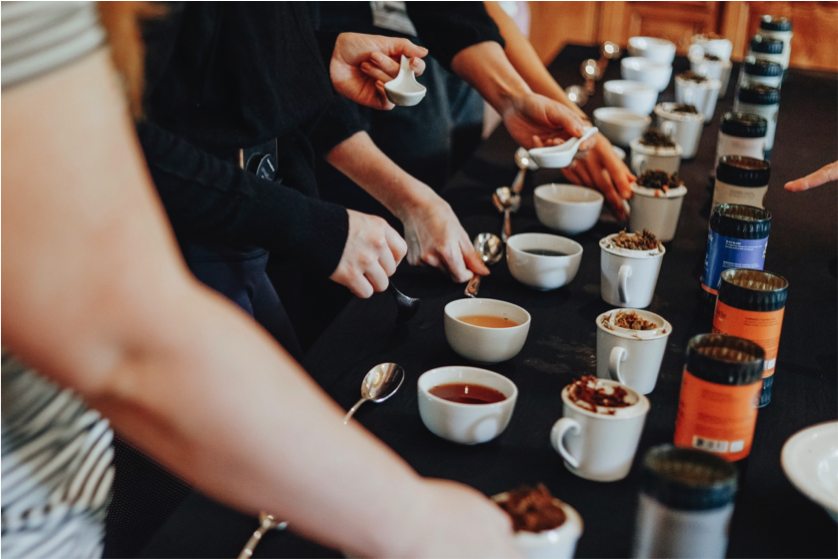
top-left (511, 168), bottom-right (526, 195)
top-left (502, 209), bottom-right (512, 243)
top-left (238, 516), bottom-right (277, 559)
top-left (464, 274), bottom-right (482, 298)
top-left (343, 397), bottom-right (367, 424)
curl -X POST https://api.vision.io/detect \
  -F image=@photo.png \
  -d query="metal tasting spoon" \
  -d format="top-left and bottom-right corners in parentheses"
top-left (388, 283), bottom-right (420, 324)
top-left (512, 147), bottom-right (538, 195)
top-left (237, 512), bottom-right (288, 559)
top-left (493, 187), bottom-right (521, 243)
top-left (343, 363), bottom-right (406, 424)
top-left (464, 232), bottom-right (504, 298)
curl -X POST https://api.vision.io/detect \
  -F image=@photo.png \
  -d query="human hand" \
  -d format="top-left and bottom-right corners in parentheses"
top-left (397, 479), bottom-right (520, 558)
top-left (502, 92), bottom-right (593, 151)
top-left (331, 33), bottom-right (427, 111)
top-left (785, 161), bottom-right (838, 192)
top-left (331, 210), bottom-right (408, 298)
top-left (561, 133), bottom-right (635, 219)
top-left (400, 196), bottom-right (490, 283)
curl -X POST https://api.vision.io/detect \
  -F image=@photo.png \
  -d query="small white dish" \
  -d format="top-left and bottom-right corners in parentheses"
top-left (621, 57), bottom-right (673, 92)
top-left (528, 126), bottom-right (598, 169)
top-left (384, 55), bottom-right (426, 107)
top-left (506, 233), bottom-right (583, 291)
top-left (492, 493), bottom-right (584, 559)
top-left (534, 183), bottom-right (604, 235)
top-left (444, 298), bottom-right (531, 363)
top-left (603, 80), bottom-right (658, 115)
top-left (594, 107), bottom-right (652, 147)
top-left (782, 421), bottom-right (838, 522)
top-left (627, 36), bottom-right (677, 64)
top-left (417, 366), bottom-right (518, 444)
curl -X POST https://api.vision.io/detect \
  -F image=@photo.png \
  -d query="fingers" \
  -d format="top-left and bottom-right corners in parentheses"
top-left (368, 52), bottom-right (401, 79)
top-left (543, 100), bottom-right (585, 137)
top-left (374, 81), bottom-right (395, 111)
top-left (388, 37), bottom-right (428, 64)
top-left (462, 240), bottom-right (490, 277)
top-left (438, 244), bottom-right (473, 283)
top-left (364, 262), bottom-right (390, 294)
top-left (385, 225), bottom-right (408, 264)
top-left (596, 139), bottom-right (634, 199)
top-left (409, 56), bottom-right (425, 76)
top-left (785, 161), bottom-right (838, 191)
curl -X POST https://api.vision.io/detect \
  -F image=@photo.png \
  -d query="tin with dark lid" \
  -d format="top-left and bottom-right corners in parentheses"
top-left (758, 16), bottom-right (793, 81)
top-left (674, 334), bottom-right (765, 462)
top-left (633, 445), bottom-right (739, 559)
top-left (749, 35), bottom-right (784, 55)
top-left (739, 57), bottom-right (783, 89)
top-left (714, 269), bottom-right (788, 407)
top-left (734, 84), bottom-right (781, 157)
top-left (714, 113), bottom-right (767, 169)
top-left (702, 204), bottom-right (772, 297)
top-left (760, 15), bottom-right (792, 32)
top-left (713, 156), bottom-right (771, 210)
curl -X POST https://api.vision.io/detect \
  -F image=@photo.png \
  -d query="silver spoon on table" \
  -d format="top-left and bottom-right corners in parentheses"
top-left (512, 147), bottom-right (538, 195)
top-left (343, 362), bottom-right (406, 424)
top-left (239, 363), bottom-right (405, 558)
top-left (464, 232), bottom-right (504, 298)
top-left (492, 187), bottom-right (521, 243)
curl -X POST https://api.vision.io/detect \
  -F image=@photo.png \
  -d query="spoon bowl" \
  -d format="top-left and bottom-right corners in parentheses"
top-left (494, 187), bottom-right (521, 242)
top-left (388, 283), bottom-right (420, 324)
top-left (527, 126), bottom-right (599, 169)
top-left (512, 147), bottom-right (538, 195)
top-left (343, 363), bottom-right (405, 424)
top-left (464, 233), bottom-right (503, 298)
top-left (384, 55), bottom-right (426, 107)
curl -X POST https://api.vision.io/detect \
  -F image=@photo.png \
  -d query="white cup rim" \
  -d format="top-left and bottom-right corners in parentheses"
top-left (603, 79), bottom-right (657, 95)
top-left (675, 75), bottom-right (722, 91)
top-left (507, 232), bottom-right (584, 258)
top-left (444, 298), bottom-right (532, 331)
top-left (630, 182), bottom-right (688, 198)
top-left (654, 103), bottom-right (705, 122)
top-left (599, 233), bottom-right (666, 258)
top-left (622, 56), bottom-right (672, 71)
top-left (534, 183), bottom-right (604, 207)
top-left (561, 379), bottom-right (650, 419)
top-left (593, 107), bottom-right (653, 126)
top-left (629, 137), bottom-right (683, 156)
top-left (418, 366), bottom-right (518, 409)
top-left (596, 309), bottom-right (672, 340)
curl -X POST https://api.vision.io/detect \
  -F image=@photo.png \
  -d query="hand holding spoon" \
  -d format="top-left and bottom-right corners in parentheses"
top-left (384, 55), bottom-right (426, 107)
top-left (464, 232), bottom-right (504, 298)
top-left (343, 363), bottom-right (406, 424)
top-left (527, 126), bottom-right (599, 169)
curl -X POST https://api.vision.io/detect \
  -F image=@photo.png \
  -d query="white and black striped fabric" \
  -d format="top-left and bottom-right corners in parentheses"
top-left (2, 354), bottom-right (114, 559)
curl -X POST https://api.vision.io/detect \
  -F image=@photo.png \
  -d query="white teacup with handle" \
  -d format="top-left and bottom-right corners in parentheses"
top-left (551, 377), bottom-right (650, 482)
top-left (599, 234), bottom-right (665, 309)
top-left (655, 103), bottom-right (705, 160)
top-left (629, 137), bottom-right (682, 176)
top-left (595, 309), bottom-right (672, 394)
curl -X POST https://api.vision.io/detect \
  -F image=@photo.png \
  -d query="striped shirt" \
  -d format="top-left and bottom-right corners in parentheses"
top-left (2, 4), bottom-right (112, 555)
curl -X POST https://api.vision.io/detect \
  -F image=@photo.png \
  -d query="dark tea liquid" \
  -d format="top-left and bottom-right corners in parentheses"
top-left (522, 248), bottom-right (569, 257)
top-left (429, 383), bottom-right (507, 404)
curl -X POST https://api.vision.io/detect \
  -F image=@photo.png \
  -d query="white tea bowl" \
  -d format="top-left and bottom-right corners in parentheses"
top-left (506, 233), bottom-right (583, 291)
top-left (444, 298), bottom-right (531, 363)
top-left (628, 36), bottom-right (677, 64)
top-left (534, 183), bottom-right (604, 235)
top-left (594, 107), bottom-right (652, 147)
top-left (621, 57), bottom-right (673, 92)
top-left (603, 80), bottom-right (658, 115)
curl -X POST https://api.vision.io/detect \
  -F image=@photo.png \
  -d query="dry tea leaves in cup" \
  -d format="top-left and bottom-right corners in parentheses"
top-left (611, 229), bottom-right (661, 250)
top-left (495, 484), bottom-right (567, 533)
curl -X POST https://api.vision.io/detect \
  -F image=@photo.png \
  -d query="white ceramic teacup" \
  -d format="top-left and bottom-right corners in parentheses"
top-left (603, 80), bottom-right (658, 115)
top-left (688, 49), bottom-right (733, 98)
top-left (497, 497), bottom-right (584, 559)
top-left (506, 233), bottom-right (583, 291)
top-left (629, 181), bottom-right (688, 243)
top-left (654, 102), bottom-right (705, 159)
top-left (444, 298), bottom-right (531, 363)
top-left (595, 309), bottom-right (672, 394)
top-left (690, 34), bottom-right (733, 61)
top-left (599, 233), bottom-right (665, 309)
top-left (629, 137), bottom-right (682, 176)
top-left (593, 107), bottom-right (651, 147)
top-left (417, 366), bottom-right (517, 444)
top-left (551, 378), bottom-right (650, 481)
top-left (627, 36), bottom-right (677, 65)
top-left (675, 74), bottom-right (721, 124)
top-left (621, 57), bottom-right (673, 92)
top-left (534, 183), bottom-right (603, 235)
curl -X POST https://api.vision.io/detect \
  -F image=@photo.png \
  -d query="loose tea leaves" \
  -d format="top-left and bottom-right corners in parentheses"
top-left (637, 170), bottom-right (683, 192)
top-left (496, 484), bottom-right (567, 533)
top-left (611, 229), bottom-right (661, 250)
top-left (614, 310), bottom-right (658, 331)
top-left (640, 129), bottom-right (676, 149)
top-left (679, 71), bottom-right (708, 83)
top-left (672, 103), bottom-right (699, 114)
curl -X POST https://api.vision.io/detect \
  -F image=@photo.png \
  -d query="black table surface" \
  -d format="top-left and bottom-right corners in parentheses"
top-left (142, 45), bottom-right (838, 558)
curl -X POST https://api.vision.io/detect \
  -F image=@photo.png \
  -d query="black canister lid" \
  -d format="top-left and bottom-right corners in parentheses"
top-left (710, 203), bottom-right (772, 239)
top-left (716, 155), bottom-right (771, 187)
top-left (641, 445), bottom-right (739, 511)
top-left (760, 15), bottom-right (793, 32)
top-left (721, 112), bottom-right (767, 138)
top-left (750, 35), bottom-right (784, 55)
top-left (718, 269), bottom-right (788, 312)
top-left (743, 56), bottom-right (783, 77)
top-left (737, 83), bottom-right (781, 105)
top-left (685, 334), bottom-right (765, 386)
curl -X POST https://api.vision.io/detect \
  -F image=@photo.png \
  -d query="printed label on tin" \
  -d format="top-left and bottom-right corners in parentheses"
top-left (701, 231), bottom-right (768, 295)
top-left (713, 301), bottom-right (785, 378)
top-left (712, 181), bottom-right (768, 210)
top-left (674, 370), bottom-right (761, 461)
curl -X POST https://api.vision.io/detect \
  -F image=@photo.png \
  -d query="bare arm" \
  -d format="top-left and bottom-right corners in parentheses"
top-left (2, 50), bottom-right (515, 558)
top-left (327, 131), bottom-right (489, 282)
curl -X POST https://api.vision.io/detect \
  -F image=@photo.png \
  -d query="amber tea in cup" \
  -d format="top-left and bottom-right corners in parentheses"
top-left (458, 315), bottom-right (520, 328)
top-left (429, 383), bottom-right (508, 404)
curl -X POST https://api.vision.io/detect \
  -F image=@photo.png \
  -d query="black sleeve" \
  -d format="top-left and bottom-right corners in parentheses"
top-left (308, 96), bottom-right (367, 157)
top-left (136, 121), bottom-right (349, 276)
top-left (406, 2), bottom-right (505, 71)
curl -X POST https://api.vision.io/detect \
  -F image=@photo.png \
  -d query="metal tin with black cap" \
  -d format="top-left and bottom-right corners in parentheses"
top-left (714, 112), bottom-right (767, 169)
top-left (748, 35), bottom-right (784, 70)
top-left (758, 16), bottom-right (793, 80)
top-left (632, 444), bottom-right (739, 559)
top-left (734, 83), bottom-right (781, 158)
top-left (713, 269), bottom-right (788, 407)
top-left (712, 155), bottom-right (771, 211)
top-left (738, 56), bottom-right (783, 89)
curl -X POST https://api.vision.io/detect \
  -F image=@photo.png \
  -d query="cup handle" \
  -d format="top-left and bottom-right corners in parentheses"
top-left (683, 85), bottom-right (695, 106)
top-left (631, 153), bottom-right (647, 175)
top-left (618, 264), bottom-right (632, 304)
top-left (609, 346), bottom-right (628, 384)
top-left (661, 120), bottom-right (676, 138)
top-left (550, 417), bottom-right (581, 469)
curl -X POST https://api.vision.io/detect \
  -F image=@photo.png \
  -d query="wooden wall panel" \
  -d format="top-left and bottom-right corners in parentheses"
top-left (527, 2), bottom-right (599, 64)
